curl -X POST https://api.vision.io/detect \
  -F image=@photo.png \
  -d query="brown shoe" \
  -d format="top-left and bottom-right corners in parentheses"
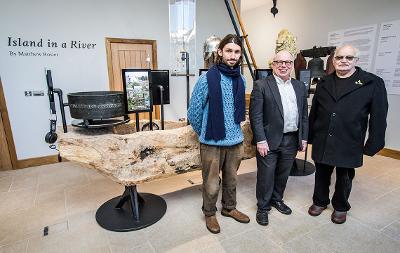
top-left (205, 215), bottom-right (220, 234)
top-left (331, 210), bottom-right (347, 224)
top-left (221, 209), bottom-right (250, 223)
top-left (308, 204), bottom-right (327, 216)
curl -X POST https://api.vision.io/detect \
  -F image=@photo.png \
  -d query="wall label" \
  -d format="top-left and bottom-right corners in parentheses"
top-left (6, 36), bottom-right (97, 57)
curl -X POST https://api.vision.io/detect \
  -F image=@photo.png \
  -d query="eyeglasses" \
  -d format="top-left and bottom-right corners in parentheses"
top-left (334, 55), bottom-right (357, 61)
top-left (273, 60), bottom-right (293, 66)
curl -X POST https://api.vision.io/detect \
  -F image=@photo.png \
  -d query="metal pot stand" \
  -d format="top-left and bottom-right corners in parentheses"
top-left (46, 71), bottom-right (168, 231)
top-left (71, 118), bottom-right (130, 128)
top-left (67, 90), bottom-right (167, 231)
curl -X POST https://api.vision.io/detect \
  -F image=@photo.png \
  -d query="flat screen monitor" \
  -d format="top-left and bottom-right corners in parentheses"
top-left (299, 69), bottom-right (312, 93)
top-left (199, 68), bottom-right (208, 76)
top-left (254, 69), bottom-right (273, 80)
top-left (151, 70), bottom-right (170, 105)
top-left (122, 69), bottom-right (153, 113)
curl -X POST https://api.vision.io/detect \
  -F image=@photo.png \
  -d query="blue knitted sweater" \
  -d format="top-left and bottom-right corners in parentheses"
top-left (187, 72), bottom-right (246, 146)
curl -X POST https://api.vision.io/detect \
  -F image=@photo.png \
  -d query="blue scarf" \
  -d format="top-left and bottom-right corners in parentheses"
top-left (205, 63), bottom-right (245, 141)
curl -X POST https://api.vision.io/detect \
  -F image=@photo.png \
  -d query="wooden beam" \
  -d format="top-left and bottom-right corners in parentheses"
top-left (231, 0), bottom-right (258, 69)
top-left (245, 93), bottom-right (251, 111)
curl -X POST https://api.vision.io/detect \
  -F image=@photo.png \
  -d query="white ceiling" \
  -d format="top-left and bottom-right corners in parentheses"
top-left (241, 0), bottom-right (270, 12)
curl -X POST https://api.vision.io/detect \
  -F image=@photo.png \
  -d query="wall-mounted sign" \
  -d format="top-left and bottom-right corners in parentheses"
top-left (122, 69), bottom-right (153, 113)
top-left (328, 25), bottom-right (378, 72)
top-left (374, 20), bottom-right (400, 95)
top-left (6, 36), bottom-right (97, 57)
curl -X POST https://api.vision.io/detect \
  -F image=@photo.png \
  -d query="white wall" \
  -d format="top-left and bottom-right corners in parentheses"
top-left (242, 0), bottom-right (400, 150)
top-left (0, 0), bottom-right (234, 159)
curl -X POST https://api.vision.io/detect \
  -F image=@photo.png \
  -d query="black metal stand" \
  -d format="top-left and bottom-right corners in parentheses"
top-left (135, 112), bottom-right (140, 132)
top-left (95, 118), bottom-right (167, 231)
top-left (148, 111), bottom-right (153, 130)
top-left (45, 69), bottom-right (68, 162)
top-left (53, 88), bottom-right (68, 133)
top-left (46, 70), bottom-right (68, 134)
top-left (141, 110), bottom-right (159, 131)
top-left (180, 51), bottom-right (190, 125)
top-left (71, 117), bottom-right (130, 129)
top-left (290, 145), bottom-right (316, 176)
top-left (183, 52), bottom-right (190, 111)
top-left (158, 85), bottom-right (165, 130)
top-left (95, 185), bottom-right (167, 232)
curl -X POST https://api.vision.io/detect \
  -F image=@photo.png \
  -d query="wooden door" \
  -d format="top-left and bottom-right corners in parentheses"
top-left (0, 78), bottom-right (17, 170)
top-left (106, 38), bottom-right (160, 120)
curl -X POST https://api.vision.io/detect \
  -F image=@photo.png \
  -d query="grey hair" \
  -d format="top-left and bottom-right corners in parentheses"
top-left (334, 45), bottom-right (360, 57)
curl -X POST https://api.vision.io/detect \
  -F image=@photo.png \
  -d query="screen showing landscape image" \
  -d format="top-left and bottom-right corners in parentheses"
top-left (123, 70), bottom-right (151, 113)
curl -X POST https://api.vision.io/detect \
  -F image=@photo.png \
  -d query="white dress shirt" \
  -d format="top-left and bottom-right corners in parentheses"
top-left (274, 75), bottom-right (299, 133)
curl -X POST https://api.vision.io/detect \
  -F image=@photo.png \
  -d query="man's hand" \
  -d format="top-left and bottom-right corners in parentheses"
top-left (257, 141), bottom-right (269, 157)
top-left (300, 140), bottom-right (307, 152)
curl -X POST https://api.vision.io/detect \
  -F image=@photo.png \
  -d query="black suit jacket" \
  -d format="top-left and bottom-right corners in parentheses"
top-left (249, 75), bottom-right (308, 150)
top-left (308, 67), bottom-right (388, 168)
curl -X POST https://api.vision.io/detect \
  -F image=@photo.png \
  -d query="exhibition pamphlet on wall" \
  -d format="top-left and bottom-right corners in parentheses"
top-left (374, 19), bottom-right (400, 95)
top-left (328, 20), bottom-right (400, 95)
top-left (327, 24), bottom-right (378, 72)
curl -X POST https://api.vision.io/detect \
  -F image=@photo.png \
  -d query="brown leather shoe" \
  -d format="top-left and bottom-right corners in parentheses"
top-left (205, 215), bottom-right (220, 234)
top-left (221, 209), bottom-right (250, 223)
top-left (308, 204), bottom-right (327, 216)
top-left (331, 210), bottom-right (347, 224)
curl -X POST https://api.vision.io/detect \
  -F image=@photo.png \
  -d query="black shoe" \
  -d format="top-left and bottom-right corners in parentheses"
top-left (331, 210), bottom-right (347, 224)
top-left (308, 204), bottom-right (327, 216)
top-left (256, 210), bottom-right (269, 226)
top-left (271, 201), bottom-right (292, 215)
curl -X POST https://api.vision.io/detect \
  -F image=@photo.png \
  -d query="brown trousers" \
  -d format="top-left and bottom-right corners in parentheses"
top-left (200, 143), bottom-right (243, 216)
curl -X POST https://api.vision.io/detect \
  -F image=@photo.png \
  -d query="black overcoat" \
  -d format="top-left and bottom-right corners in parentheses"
top-left (308, 67), bottom-right (388, 168)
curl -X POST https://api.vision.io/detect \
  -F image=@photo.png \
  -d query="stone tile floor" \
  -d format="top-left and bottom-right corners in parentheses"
top-left (0, 154), bottom-right (399, 252)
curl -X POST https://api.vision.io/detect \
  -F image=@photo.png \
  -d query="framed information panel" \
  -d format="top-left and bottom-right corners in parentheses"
top-left (122, 69), bottom-right (153, 113)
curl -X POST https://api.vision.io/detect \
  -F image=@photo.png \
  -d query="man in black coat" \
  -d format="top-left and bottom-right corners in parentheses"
top-left (250, 50), bottom-right (308, 226)
top-left (307, 44), bottom-right (388, 224)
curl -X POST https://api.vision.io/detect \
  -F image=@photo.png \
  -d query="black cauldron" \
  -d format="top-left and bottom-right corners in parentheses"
top-left (68, 91), bottom-right (125, 120)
